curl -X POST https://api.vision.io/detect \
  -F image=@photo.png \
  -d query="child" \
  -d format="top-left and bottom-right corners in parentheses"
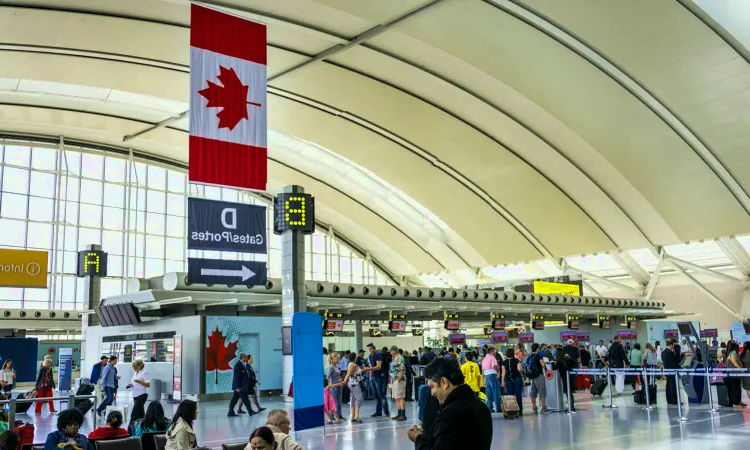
top-left (0, 412), bottom-right (8, 434)
top-left (323, 377), bottom-right (342, 425)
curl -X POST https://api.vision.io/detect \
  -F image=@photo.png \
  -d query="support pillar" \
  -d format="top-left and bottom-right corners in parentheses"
top-left (80, 244), bottom-right (102, 367)
top-left (281, 186), bottom-right (307, 397)
top-left (354, 320), bottom-right (364, 352)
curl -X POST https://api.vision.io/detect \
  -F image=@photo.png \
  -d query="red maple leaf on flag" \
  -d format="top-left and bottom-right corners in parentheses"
top-left (205, 327), bottom-right (238, 384)
top-left (198, 65), bottom-right (261, 131)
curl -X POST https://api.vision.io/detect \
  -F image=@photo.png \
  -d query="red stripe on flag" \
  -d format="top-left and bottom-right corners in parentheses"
top-left (191, 4), bottom-right (267, 65)
top-left (189, 135), bottom-right (267, 191)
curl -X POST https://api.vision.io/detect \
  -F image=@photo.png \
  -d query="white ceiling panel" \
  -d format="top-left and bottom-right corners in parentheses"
top-left (518, 0), bottom-right (750, 201)
top-left (267, 94), bottom-right (543, 264)
top-left (272, 60), bottom-right (614, 256)
top-left (385, 0), bottom-right (750, 240)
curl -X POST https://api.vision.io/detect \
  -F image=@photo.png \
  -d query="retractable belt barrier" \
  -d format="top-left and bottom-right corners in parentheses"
top-left (0, 394), bottom-right (99, 428)
top-left (562, 367), bottom-right (750, 421)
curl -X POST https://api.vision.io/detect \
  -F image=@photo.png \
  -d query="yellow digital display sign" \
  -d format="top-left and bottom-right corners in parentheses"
top-left (0, 249), bottom-right (48, 288)
top-left (533, 281), bottom-right (581, 296)
top-left (76, 250), bottom-right (108, 277)
top-left (274, 193), bottom-right (316, 234)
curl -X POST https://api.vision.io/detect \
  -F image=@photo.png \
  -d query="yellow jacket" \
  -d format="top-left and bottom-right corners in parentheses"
top-left (461, 361), bottom-right (483, 392)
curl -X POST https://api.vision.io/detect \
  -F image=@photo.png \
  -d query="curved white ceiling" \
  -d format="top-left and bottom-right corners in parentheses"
top-left (1, 0), bottom-right (749, 280)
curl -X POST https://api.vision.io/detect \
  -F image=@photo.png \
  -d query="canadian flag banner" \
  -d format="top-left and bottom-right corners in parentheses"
top-left (189, 4), bottom-right (267, 191)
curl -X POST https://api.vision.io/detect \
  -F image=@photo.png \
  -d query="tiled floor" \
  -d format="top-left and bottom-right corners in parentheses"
top-left (17, 383), bottom-right (750, 449)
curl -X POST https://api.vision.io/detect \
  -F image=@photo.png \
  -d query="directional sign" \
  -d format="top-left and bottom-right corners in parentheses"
top-left (0, 248), bottom-right (48, 288)
top-left (188, 258), bottom-right (267, 286)
top-left (188, 198), bottom-right (267, 253)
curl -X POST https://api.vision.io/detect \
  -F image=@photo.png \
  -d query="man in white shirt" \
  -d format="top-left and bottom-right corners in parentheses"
top-left (595, 340), bottom-right (608, 368)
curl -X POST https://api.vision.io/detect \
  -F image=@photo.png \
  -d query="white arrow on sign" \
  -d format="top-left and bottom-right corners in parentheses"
top-left (201, 266), bottom-right (256, 282)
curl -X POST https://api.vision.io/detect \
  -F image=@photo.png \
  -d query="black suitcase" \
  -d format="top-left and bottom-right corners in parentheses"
top-left (716, 384), bottom-right (731, 407)
top-left (75, 384), bottom-right (95, 409)
top-left (76, 399), bottom-right (94, 415)
top-left (633, 384), bottom-right (657, 404)
top-left (590, 378), bottom-right (607, 397)
top-left (342, 385), bottom-right (350, 404)
top-left (15, 393), bottom-right (33, 414)
top-left (414, 377), bottom-right (425, 402)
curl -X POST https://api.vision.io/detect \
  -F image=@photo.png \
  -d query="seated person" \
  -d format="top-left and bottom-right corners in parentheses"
top-left (263, 410), bottom-right (303, 450)
top-left (166, 400), bottom-right (198, 450)
top-left (88, 410), bottom-right (128, 439)
top-left (246, 427), bottom-right (276, 450)
top-left (45, 409), bottom-right (95, 450)
top-left (0, 430), bottom-right (20, 450)
top-left (136, 402), bottom-right (169, 437)
top-left (0, 412), bottom-right (8, 433)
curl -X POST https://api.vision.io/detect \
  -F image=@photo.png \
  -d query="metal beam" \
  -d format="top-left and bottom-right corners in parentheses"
top-left (663, 254), bottom-right (749, 287)
top-left (267, 0), bottom-right (450, 82)
top-left (665, 259), bottom-right (742, 320)
top-left (563, 265), bottom-right (640, 295)
top-left (715, 237), bottom-right (750, 276)
top-left (122, 110), bottom-right (188, 142)
top-left (582, 281), bottom-right (601, 297)
top-left (644, 259), bottom-right (663, 300)
top-left (610, 251), bottom-right (651, 286)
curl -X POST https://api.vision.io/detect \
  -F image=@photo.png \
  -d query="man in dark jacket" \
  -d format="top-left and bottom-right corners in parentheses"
top-left (407, 358), bottom-right (492, 450)
top-left (227, 353), bottom-right (258, 417)
top-left (419, 347), bottom-right (437, 366)
top-left (607, 336), bottom-right (630, 394)
top-left (662, 341), bottom-right (680, 405)
top-left (89, 356), bottom-right (108, 384)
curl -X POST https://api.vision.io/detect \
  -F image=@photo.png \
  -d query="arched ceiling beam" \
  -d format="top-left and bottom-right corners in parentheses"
top-left (675, 0), bottom-right (750, 66)
top-left (489, 0), bottom-right (750, 216)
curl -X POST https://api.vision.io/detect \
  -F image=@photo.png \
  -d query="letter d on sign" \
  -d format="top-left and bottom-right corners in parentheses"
top-left (221, 208), bottom-right (237, 229)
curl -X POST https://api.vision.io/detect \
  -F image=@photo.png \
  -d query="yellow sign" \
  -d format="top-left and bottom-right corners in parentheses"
top-left (0, 249), bottom-right (48, 288)
top-left (533, 281), bottom-right (580, 296)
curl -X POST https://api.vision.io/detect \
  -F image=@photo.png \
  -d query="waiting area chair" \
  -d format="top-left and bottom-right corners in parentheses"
top-left (154, 434), bottom-right (167, 450)
top-left (97, 437), bottom-right (143, 450)
top-left (222, 444), bottom-right (246, 450)
top-left (141, 432), bottom-right (166, 450)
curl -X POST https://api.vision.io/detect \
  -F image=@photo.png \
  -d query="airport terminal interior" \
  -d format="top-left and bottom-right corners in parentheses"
top-left (1, 0), bottom-right (750, 449)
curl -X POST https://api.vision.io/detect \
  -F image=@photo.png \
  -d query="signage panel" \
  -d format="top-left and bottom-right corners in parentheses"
top-left (187, 198), bottom-right (267, 253)
top-left (518, 333), bottom-right (535, 343)
top-left (533, 281), bottom-right (580, 296)
top-left (173, 334), bottom-right (182, 401)
top-left (58, 348), bottom-right (73, 391)
top-left (273, 193), bottom-right (316, 234)
top-left (77, 250), bottom-right (108, 277)
top-left (577, 332), bottom-right (590, 342)
top-left (187, 258), bottom-right (267, 286)
top-left (0, 249), bottom-right (48, 288)
top-left (560, 331), bottom-right (577, 342)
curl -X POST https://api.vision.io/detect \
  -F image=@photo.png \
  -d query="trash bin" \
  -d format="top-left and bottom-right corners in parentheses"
top-left (147, 379), bottom-right (161, 401)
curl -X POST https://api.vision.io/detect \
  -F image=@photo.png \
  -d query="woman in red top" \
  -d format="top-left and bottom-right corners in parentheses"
top-left (88, 410), bottom-right (128, 439)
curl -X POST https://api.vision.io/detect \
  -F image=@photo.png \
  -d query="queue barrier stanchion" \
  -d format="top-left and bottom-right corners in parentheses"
top-left (642, 366), bottom-right (654, 411)
top-left (604, 367), bottom-right (617, 409)
top-left (674, 370), bottom-right (689, 422)
top-left (705, 367), bottom-right (719, 413)
top-left (566, 371), bottom-right (576, 415)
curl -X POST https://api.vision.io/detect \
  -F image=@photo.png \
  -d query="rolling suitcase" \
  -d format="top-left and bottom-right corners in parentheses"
top-left (716, 384), bottom-right (731, 407)
top-left (501, 395), bottom-right (520, 419)
top-left (14, 423), bottom-right (34, 448)
top-left (15, 392), bottom-right (34, 414)
top-left (414, 377), bottom-right (425, 402)
top-left (575, 375), bottom-right (591, 391)
top-left (590, 378), bottom-right (608, 397)
top-left (76, 399), bottom-right (94, 415)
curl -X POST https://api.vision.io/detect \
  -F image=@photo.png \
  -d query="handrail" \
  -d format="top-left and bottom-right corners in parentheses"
top-left (7, 393), bottom-right (100, 429)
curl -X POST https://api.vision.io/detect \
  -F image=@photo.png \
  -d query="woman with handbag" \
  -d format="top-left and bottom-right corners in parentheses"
top-left (0, 360), bottom-right (16, 395)
top-left (35, 359), bottom-right (56, 414)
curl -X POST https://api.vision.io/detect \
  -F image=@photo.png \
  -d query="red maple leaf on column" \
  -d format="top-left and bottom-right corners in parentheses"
top-left (198, 66), bottom-right (261, 131)
top-left (206, 327), bottom-right (238, 384)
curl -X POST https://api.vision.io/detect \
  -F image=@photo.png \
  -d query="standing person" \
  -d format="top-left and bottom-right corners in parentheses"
top-left (389, 346), bottom-right (407, 421)
top-left (644, 343), bottom-right (658, 385)
top-left (543, 344), bottom-right (554, 361)
top-left (325, 353), bottom-right (345, 421)
top-left (357, 350), bottom-right (368, 368)
top-left (409, 351), bottom-right (419, 367)
top-left (165, 400), bottom-right (198, 450)
top-left (419, 347), bottom-right (436, 366)
top-left (595, 340), bottom-right (608, 369)
top-left (361, 343), bottom-right (390, 418)
top-left (726, 341), bottom-right (745, 408)
top-left (228, 353), bottom-right (258, 417)
top-left (130, 359), bottom-right (151, 422)
top-left (89, 356), bottom-right (108, 385)
top-left (552, 349), bottom-right (575, 412)
top-left (332, 362), bottom-right (364, 423)
top-left (607, 336), bottom-right (629, 395)
top-left (661, 340), bottom-right (679, 405)
top-left (246, 355), bottom-right (265, 413)
top-left (404, 351), bottom-right (414, 402)
top-left (563, 339), bottom-right (580, 364)
top-left (712, 336), bottom-right (719, 349)
top-left (0, 361), bottom-right (15, 395)
top-left (406, 358), bottom-right (492, 449)
top-left (460, 353), bottom-right (482, 395)
top-left (95, 357), bottom-right (116, 417)
top-left (481, 346), bottom-right (501, 413)
top-left (629, 343), bottom-right (644, 389)
top-left (526, 343), bottom-right (547, 414)
top-left (323, 378), bottom-right (342, 424)
top-left (35, 359), bottom-right (56, 414)
top-left (500, 348), bottom-right (523, 416)
top-left (322, 348), bottom-right (329, 376)
top-left (740, 342), bottom-right (750, 403)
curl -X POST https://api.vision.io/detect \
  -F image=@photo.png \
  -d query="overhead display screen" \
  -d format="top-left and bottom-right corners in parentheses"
top-left (273, 193), bottom-right (315, 234)
top-left (324, 319), bottom-right (343, 332)
top-left (444, 319), bottom-right (461, 330)
top-left (664, 329), bottom-right (678, 339)
top-left (77, 250), bottom-right (108, 277)
top-left (518, 333), bottom-right (534, 343)
top-left (491, 331), bottom-right (508, 343)
top-left (560, 331), bottom-right (577, 342)
top-left (389, 320), bottom-right (406, 332)
top-left (577, 332), bottom-right (590, 342)
top-left (700, 329), bottom-right (718, 338)
top-left (449, 334), bottom-right (466, 345)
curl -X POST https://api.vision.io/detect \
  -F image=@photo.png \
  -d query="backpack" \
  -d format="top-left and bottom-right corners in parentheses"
top-left (523, 354), bottom-right (542, 379)
top-left (381, 352), bottom-right (392, 376)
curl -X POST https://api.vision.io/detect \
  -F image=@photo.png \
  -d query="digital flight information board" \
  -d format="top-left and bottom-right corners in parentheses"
top-left (273, 193), bottom-right (315, 234)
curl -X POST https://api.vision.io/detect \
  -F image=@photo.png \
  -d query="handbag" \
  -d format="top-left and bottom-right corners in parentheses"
top-left (38, 370), bottom-right (51, 389)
